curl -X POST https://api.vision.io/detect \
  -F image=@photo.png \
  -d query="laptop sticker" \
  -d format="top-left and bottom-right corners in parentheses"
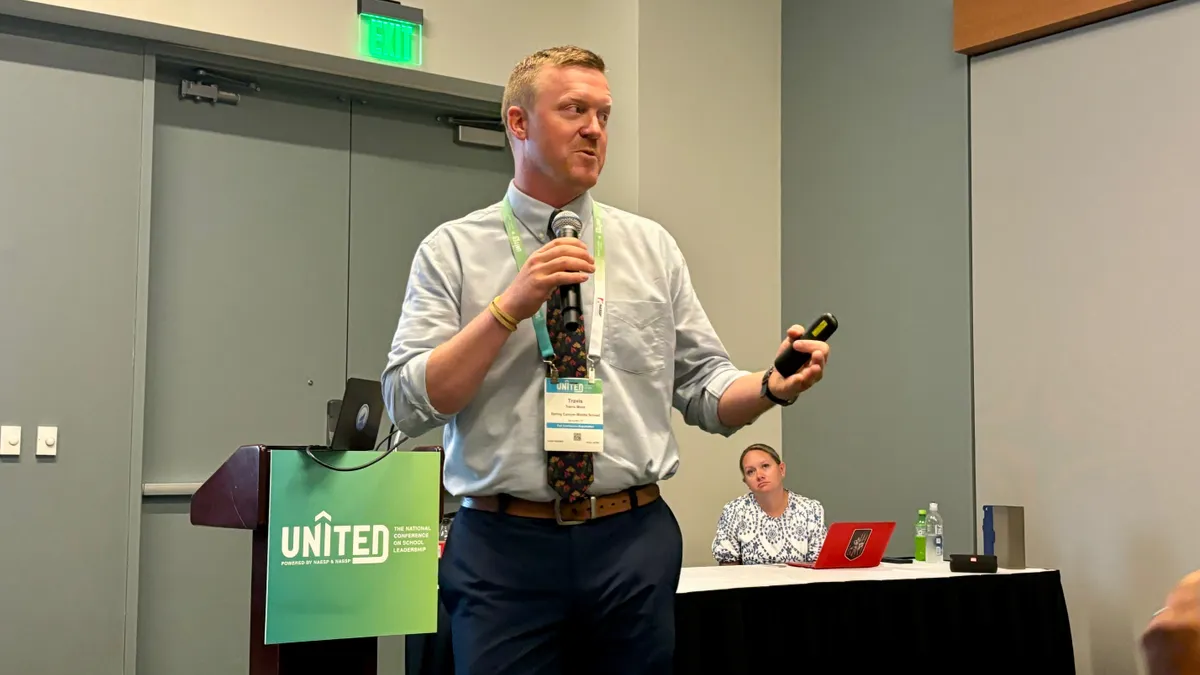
top-left (845, 528), bottom-right (872, 560)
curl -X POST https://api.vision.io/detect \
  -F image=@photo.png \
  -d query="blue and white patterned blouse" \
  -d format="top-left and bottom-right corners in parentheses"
top-left (711, 491), bottom-right (828, 565)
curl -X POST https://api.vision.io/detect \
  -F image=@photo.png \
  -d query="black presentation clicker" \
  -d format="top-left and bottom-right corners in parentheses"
top-left (774, 312), bottom-right (838, 378)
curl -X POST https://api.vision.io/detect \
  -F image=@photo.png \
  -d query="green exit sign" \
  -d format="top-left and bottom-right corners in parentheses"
top-left (360, 14), bottom-right (422, 66)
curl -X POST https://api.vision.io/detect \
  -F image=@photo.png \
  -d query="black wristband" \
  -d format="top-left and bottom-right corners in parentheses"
top-left (760, 367), bottom-right (795, 407)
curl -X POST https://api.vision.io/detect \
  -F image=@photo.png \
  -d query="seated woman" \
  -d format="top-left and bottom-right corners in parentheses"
top-left (711, 443), bottom-right (827, 565)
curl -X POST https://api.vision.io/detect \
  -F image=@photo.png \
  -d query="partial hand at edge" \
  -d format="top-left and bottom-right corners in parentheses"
top-left (1143, 570), bottom-right (1200, 675)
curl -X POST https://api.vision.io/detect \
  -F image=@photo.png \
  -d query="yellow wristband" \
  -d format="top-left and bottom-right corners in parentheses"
top-left (491, 297), bottom-right (518, 326)
top-left (488, 300), bottom-right (517, 332)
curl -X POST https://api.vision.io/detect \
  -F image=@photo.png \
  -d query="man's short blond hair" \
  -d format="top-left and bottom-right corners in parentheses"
top-left (501, 46), bottom-right (606, 126)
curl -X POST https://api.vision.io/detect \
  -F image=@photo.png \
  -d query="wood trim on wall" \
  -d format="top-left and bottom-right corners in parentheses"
top-left (954, 0), bottom-right (1178, 55)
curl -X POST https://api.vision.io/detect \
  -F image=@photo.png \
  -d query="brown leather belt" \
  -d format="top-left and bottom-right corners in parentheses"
top-left (461, 483), bottom-right (660, 525)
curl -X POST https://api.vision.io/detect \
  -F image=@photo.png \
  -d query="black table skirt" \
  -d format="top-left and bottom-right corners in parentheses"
top-left (676, 570), bottom-right (1074, 674)
top-left (407, 570), bottom-right (1074, 674)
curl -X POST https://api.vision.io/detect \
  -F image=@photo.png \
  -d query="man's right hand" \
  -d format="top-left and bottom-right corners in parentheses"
top-left (498, 238), bottom-right (594, 322)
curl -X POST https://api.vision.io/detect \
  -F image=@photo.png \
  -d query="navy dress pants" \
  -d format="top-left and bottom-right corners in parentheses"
top-left (438, 496), bottom-right (684, 675)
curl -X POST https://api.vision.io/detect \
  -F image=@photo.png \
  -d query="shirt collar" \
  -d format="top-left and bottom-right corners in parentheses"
top-left (504, 181), bottom-right (594, 241)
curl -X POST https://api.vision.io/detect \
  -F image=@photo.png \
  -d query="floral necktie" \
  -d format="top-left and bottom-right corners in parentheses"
top-left (545, 294), bottom-right (595, 503)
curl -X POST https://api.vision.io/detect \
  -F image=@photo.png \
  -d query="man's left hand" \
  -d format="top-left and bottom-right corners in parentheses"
top-left (1143, 570), bottom-right (1200, 675)
top-left (768, 324), bottom-right (830, 401)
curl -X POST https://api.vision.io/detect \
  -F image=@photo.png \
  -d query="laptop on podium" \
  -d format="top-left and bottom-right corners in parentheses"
top-left (324, 377), bottom-right (386, 451)
top-left (787, 521), bottom-right (896, 569)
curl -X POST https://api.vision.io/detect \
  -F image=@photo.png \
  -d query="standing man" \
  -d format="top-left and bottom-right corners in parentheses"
top-left (384, 45), bottom-right (829, 675)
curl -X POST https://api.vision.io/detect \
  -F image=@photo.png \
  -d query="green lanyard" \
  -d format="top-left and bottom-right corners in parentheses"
top-left (500, 198), bottom-right (606, 380)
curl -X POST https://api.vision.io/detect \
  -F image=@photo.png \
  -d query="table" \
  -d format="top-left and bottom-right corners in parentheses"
top-left (406, 562), bottom-right (1074, 674)
top-left (674, 562), bottom-right (1074, 673)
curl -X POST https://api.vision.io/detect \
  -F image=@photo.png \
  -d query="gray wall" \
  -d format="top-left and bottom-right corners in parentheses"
top-left (638, 0), bottom-right (783, 567)
top-left (0, 1), bottom-right (975, 672)
top-left (0, 1), bottom-right (784, 669)
top-left (0, 26), bottom-right (146, 675)
top-left (136, 68), bottom-right (512, 675)
top-left (0, 14), bottom-right (511, 674)
top-left (970, 3), bottom-right (1200, 672)
top-left (780, 0), bottom-right (974, 555)
top-left (138, 74), bottom-right (354, 675)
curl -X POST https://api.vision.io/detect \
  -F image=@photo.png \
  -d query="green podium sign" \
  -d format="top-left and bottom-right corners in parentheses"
top-left (264, 449), bottom-right (440, 644)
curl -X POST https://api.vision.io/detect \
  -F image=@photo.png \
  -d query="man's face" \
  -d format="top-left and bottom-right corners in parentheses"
top-left (517, 65), bottom-right (610, 192)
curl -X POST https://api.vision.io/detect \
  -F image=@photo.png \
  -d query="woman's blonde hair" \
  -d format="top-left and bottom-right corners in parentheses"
top-left (738, 443), bottom-right (782, 472)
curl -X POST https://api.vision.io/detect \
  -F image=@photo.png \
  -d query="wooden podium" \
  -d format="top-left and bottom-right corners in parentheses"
top-left (190, 443), bottom-right (445, 675)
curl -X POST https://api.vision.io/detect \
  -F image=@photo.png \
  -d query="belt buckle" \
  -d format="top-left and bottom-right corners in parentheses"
top-left (554, 496), bottom-right (596, 525)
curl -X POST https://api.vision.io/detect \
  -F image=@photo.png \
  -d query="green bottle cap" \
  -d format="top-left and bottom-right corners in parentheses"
top-left (918, 509), bottom-right (927, 515)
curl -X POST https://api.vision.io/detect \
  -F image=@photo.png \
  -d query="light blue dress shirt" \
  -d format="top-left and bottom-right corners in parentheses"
top-left (383, 182), bottom-right (752, 501)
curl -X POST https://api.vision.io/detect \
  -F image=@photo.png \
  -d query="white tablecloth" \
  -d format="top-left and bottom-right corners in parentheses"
top-left (677, 560), bottom-right (1052, 594)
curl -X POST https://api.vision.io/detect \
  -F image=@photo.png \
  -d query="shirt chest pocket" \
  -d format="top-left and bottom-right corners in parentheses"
top-left (602, 299), bottom-right (670, 375)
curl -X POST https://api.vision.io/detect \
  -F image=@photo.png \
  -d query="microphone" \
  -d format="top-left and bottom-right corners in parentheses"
top-left (550, 209), bottom-right (585, 332)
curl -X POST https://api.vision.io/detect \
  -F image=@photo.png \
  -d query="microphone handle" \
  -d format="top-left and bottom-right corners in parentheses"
top-left (560, 284), bottom-right (583, 332)
top-left (548, 211), bottom-right (585, 332)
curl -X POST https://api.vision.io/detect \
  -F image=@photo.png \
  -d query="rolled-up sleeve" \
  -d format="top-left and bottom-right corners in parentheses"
top-left (382, 233), bottom-right (461, 438)
top-left (669, 256), bottom-right (752, 436)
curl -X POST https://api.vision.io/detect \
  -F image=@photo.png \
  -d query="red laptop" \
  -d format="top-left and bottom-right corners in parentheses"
top-left (787, 521), bottom-right (896, 569)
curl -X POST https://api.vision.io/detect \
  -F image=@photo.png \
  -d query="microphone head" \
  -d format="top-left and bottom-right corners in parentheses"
top-left (551, 210), bottom-right (583, 239)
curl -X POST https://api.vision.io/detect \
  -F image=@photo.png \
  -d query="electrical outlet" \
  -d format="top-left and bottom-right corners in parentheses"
top-left (0, 426), bottom-right (20, 456)
top-left (36, 426), bottom-right (57, 457)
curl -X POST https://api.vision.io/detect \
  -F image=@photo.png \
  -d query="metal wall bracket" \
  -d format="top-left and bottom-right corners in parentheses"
top-left (437, 115), bottom-right (506, 149)
top-left (142, 482), bottom-right (202, 497)
top-left (455, 125), bottom-right (506, 149)
top-left (180, 79), bottom-right (240, 105)
top-left (327, 399), bottom-right (342, 445)
top-left (439, 115), bottom-right (503, 131)
top-left (358, 0), bottom-right (424, 25)
top-left (179, 68), bottom-right (260, 105)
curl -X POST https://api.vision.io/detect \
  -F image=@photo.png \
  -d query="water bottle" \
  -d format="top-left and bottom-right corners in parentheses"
top-left (914, 509), bottom-right (927, 562)
top-left (925, 502), bottom-right (944, 563)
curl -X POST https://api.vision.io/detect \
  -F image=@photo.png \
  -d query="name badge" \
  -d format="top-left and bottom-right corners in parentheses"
top-left (544, 378), bottom-right (604, 453)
